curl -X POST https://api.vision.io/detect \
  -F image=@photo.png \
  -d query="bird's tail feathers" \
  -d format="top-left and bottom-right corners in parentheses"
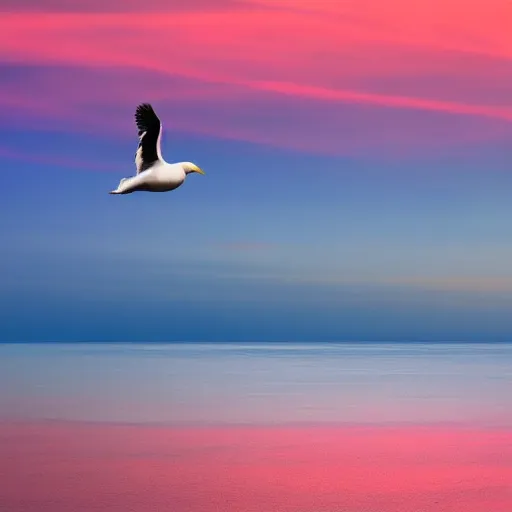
top-left (109, 177), bottom-right (129, 195)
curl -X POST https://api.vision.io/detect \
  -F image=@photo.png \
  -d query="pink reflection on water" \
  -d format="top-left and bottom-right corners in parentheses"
top-left (1, 421), bottom-right (511, 511)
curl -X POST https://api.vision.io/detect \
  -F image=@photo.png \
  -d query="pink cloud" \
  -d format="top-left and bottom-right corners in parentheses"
top-left (1, 421), bottom-right (511, 512)
top-left (243, 0), bottom-right (512, 59)
top-left (0, 0), bottom-right (244, 13)
top-left (1, 67), bottom-right (510, 160)
top-left (0, 67), bottom-right (510, 163)
top-left (0, 2), bottom-right (510, 155)
top-left (253, 80), bottom-right (512, 121)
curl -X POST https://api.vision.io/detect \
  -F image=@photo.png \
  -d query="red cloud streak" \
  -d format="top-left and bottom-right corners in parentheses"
top-left (0, 1), bottom-right (511, 154)
top-left (1, 421), bottom-right (511, 512)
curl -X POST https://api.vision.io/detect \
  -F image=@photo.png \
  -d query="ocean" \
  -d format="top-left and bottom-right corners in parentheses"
top-left (1, 341), bottom-right (510, 511)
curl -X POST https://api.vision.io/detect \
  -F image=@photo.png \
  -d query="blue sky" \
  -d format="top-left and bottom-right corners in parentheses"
top-left (1, 0), bottom-right (512, 342)
top-left (2, 126), bottom-right (512, 342)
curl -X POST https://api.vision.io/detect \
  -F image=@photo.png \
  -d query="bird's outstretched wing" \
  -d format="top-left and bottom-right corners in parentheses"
top-left (134, 103), bottom-right (162, 174)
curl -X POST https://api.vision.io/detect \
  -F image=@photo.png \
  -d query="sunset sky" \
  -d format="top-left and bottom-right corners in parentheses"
top-left (1, 0), bottom-right (512, 342)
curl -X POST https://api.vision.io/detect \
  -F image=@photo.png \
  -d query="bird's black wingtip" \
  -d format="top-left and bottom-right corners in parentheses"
top-left (134, 103), bottom-right (160, 133)
top-left (135, 103), bottom-right (154, 114)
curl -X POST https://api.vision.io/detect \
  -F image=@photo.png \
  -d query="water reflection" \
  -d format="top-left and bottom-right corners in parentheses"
top-left (0, 342), bottom-right (510, 425)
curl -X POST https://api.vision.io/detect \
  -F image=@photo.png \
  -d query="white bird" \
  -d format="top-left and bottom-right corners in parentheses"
top-left (109, 103), bottom-right (205, 195)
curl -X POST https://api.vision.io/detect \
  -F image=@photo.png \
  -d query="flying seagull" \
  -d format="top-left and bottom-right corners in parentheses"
top-left (109, 103), bottom-right (205, 194)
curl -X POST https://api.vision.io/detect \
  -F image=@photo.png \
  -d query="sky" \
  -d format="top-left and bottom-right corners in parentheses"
top-left (1, 0), bottom-right (512, 342)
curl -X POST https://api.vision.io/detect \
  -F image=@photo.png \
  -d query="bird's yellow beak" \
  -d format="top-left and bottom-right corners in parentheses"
top-left (195, 167), bottom-right (205, 175)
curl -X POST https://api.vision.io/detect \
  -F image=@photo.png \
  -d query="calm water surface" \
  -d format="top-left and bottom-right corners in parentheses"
top-left (0, 342), bottom-right (510, 425)
top-left (1, 342), bottom-right (511, 512)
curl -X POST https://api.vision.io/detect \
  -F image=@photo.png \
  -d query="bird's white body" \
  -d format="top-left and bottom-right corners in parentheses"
top-left (110, 103), bottom-right (204, 195)
top-left (111, 161), bottom-right (187, 194)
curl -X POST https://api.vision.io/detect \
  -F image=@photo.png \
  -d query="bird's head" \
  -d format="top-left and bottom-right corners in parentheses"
top-left (182, 162), bottom-right (205, 176)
